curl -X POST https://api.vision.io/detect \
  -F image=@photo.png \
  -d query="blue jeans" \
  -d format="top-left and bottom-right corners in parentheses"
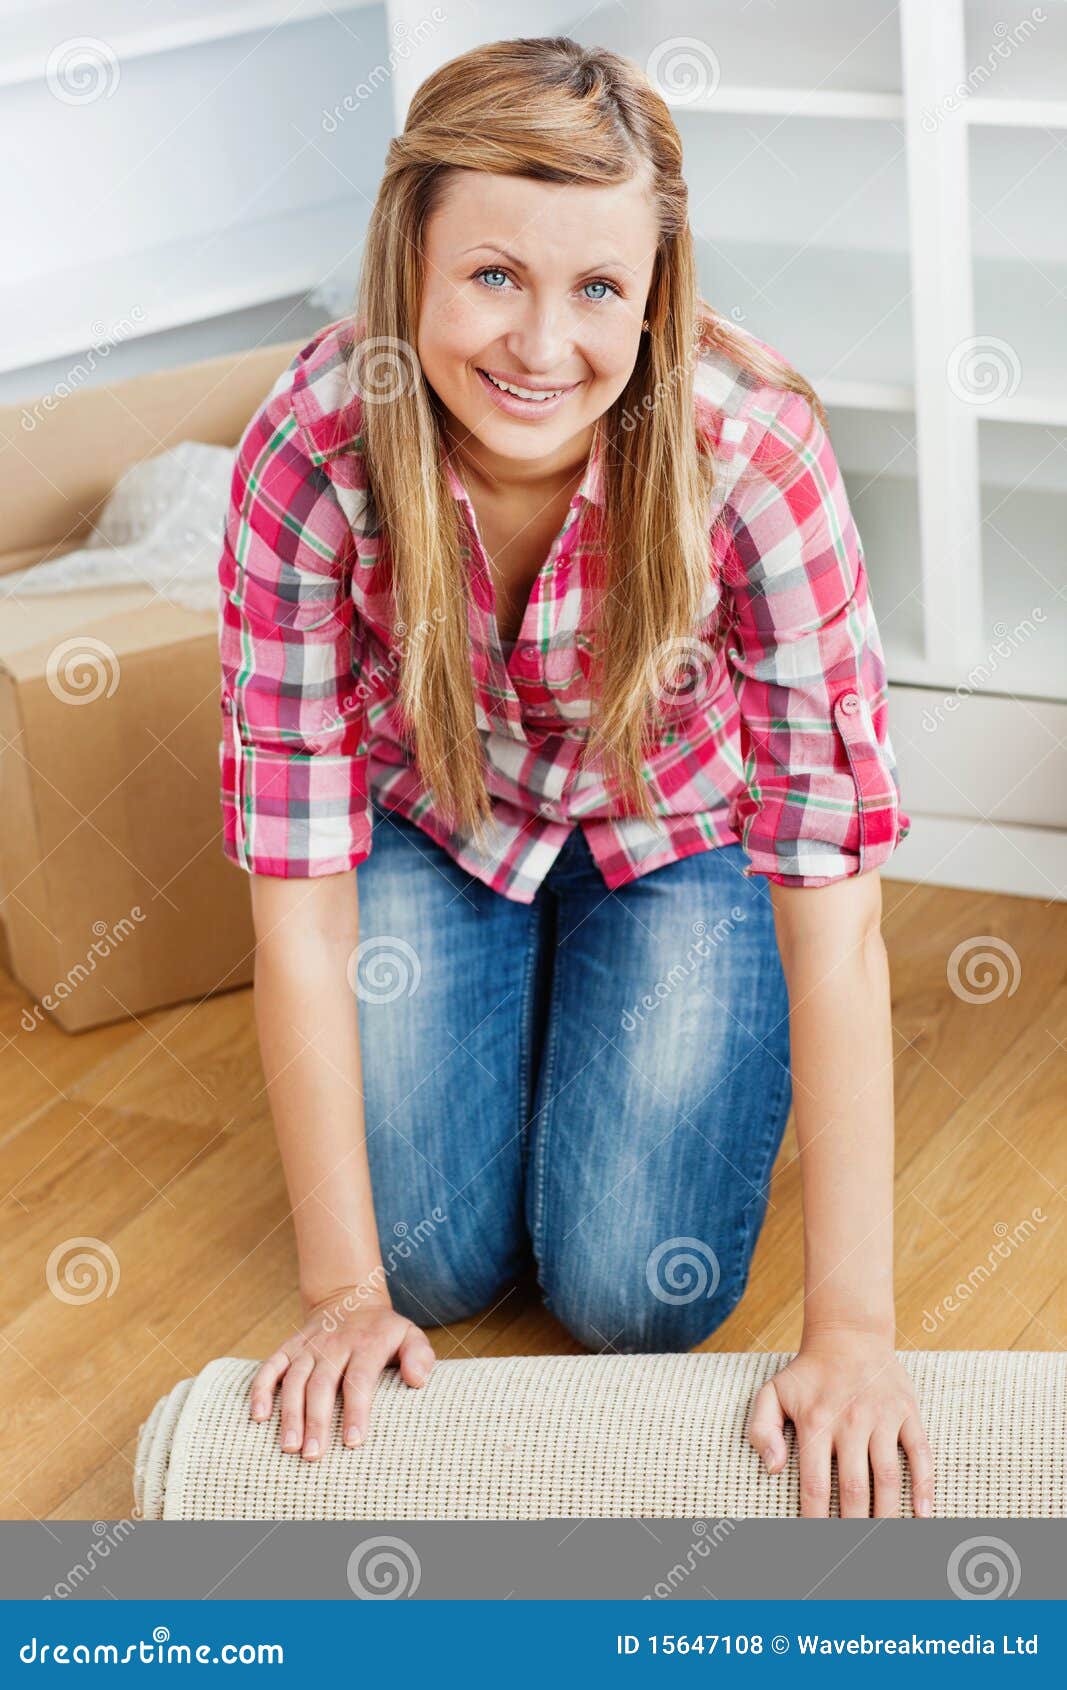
top-left (353, 799), bottom-right (793, 1353)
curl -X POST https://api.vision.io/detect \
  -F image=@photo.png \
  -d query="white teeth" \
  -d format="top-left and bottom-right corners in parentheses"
top-left (482, 371), bottom-right (565, 401)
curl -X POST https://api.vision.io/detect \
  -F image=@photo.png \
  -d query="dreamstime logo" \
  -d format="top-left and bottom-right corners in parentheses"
top-left (20, 309), bottom-right (147, 431)
top-left (46, 637), bottom-right (120, 705)
top-left (621, 910), bottom-right (746, 1032)
top-left (947, 1535), bottom-right (1021, 1600)
top-left (346, 1536), bottom-right (422, 1599)
top-left (319, 607), bottom-right (447, 733)
top-left (20, 908), bottom-right (147, 1031)
top-left (643, 1518), bottom-right (737, 1599)
top-left (920, 1209), bottom-right (1046, 1333)
top-left (646, 635), bottom-right (720, 723)
top-left (352, 337), bottom-right (421, 404)
top-left (318, 1208), bottom-right (448, 1332)
top-left (619, 343), bottom-right (702, 431)
top-left (346, 936), bottom-right (422, 1003)
top-left (920, 612), bottom-right (1045, 732)
top-left (46, 1237), bottom-right (120, 1305)
top-left (946, 335), bottom-right (1022, 406)
top-left (920, 10), bottom-right (1046, 132)
top-left (43, 1520), bottom-right (137, 1599)
top-left (646, 37), bottom-right (721, 105)
top-left (646, 1237), bottom-right (721, 1305)
top-left (946, 935), bottom-right (1020, 1003)
top-left (321, 8), bottom-right (446, 131)
top-left (46, 37), bottom-right (120, 104)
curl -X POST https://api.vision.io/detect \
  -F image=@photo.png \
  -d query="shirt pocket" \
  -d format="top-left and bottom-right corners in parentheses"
top-left (541, 629), bottom-right (597, 700)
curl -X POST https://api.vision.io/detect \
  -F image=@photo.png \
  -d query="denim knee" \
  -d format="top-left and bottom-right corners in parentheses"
top-left (538, 1239), bottom-right (752, 1355)
top-left (383, 1254), bottom-right (519, 1330)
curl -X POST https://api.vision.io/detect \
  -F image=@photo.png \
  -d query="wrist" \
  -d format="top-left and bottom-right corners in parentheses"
top-left (300, 1274), bottom-right (393, 1317)
top-left (802, 1313), bottom-right (896, 1346)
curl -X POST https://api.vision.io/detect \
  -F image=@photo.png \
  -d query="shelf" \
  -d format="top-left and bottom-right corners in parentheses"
top-left (592, 0), bottom-right (903, 100)
top-left (0, 0), bottom-right (383, 89)
top-left (683, 88), bottom-right (904, 121)
top-left (963, 0), bottom-right (1067, 106)
top-left (0, 198), bottom-right (371, 376)
top-left (978, 422), bottom-right (1067, 704)
top-left (696, 238), bottom-right (914, 412)
top-left (964, 125), bottom-right (1067, 425)
top-left (842, 467), bottom-right (926, 676)
top-left (965, 97), bottom-right (1067, 129)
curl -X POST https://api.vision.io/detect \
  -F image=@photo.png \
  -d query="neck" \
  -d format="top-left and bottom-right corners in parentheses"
top-left (443, 414), bottom-right (596, 503)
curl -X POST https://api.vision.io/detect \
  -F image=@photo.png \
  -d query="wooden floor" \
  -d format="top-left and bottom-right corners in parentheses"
top-left (1, 875), bottom-right (1064, 1521)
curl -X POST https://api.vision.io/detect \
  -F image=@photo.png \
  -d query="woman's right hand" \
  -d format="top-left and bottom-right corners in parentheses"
top-left (248, 1289), bottom-right (436, 1460)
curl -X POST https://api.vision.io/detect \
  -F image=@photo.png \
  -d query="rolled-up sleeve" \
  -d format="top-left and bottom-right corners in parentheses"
top-left (718, 386), bottom-right (911, 886)
top-left (217, 371), bottom-right (372, 877)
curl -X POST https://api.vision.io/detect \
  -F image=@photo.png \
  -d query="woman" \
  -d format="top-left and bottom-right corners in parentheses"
top-left (217, 36), bottom-right (933, 1518)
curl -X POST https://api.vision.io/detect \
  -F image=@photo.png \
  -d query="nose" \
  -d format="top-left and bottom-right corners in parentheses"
top-left (504, 299), bottom-right (572, 375)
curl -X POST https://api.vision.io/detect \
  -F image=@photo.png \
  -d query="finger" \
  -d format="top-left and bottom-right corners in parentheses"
top-left (341, 1341), bottom-right (391, 1447)
top-left (747, 1380), bottom-right (787, 1472)
top-left (869, 1423), bottom-right (903, 1519)
top-left (796, 1417), bottom-right (833, 1518)
top-left (301, 1356), bottom-right (345, 1461)
top-left (397, 1326), bottom-right (436, 1388)
top-left (277, 1352), bottom-right (315, 1454)
top-left (899, 1411), bottom-right (936, 1517)
top-left (248, 1347), bottom-right (295, 1421)
top-left (835, 1430), bottom-right (872, 1519)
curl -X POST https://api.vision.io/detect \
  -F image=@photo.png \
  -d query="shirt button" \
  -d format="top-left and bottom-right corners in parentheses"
top-left (838, 691), bottom-right (860, 714)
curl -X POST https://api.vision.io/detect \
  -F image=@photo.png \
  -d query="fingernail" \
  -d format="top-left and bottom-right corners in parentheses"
top-left (412, 1365), bottom-right (429, 1385)
top-left (303, 1438), bottom-right (319, 1458)
top-left (344, 1426), bottom-right (363, 1447)
top-left (282, 1430), bottom-right (300, 1451)
top-left (250, 1398), bottom-right (265, 1419)
top-left (916, 1496), bottom-right (931, 1517)
top-left (762, 1446), bottom-right (777, 1471)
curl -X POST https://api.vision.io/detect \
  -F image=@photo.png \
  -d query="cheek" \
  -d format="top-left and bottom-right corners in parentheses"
top-left (582, 318), bottom-right (640, 375)
top-left (418, 292), bottom-right (476, 363)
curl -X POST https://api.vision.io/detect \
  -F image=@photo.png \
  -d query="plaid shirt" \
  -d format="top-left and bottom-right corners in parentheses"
top-left (218, 318), bottom-right (911, 900)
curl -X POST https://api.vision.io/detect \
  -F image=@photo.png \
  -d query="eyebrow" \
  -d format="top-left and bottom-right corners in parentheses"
top-left (460, 243), bottom-right (631, 276)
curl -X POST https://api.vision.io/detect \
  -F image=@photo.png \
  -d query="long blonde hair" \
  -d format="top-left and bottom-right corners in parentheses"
top-left (352, 35), bottom-right (826, 846)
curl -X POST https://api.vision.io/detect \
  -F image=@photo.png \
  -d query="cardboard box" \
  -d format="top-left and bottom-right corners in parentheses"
top-left (0, 338), bottom-right (305, 1032)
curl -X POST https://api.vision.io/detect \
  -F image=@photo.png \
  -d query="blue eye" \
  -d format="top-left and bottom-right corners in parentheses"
top-left (472, 268), bottom-right (620, 301)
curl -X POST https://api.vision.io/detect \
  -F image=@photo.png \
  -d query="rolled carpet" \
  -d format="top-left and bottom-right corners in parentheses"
top-left (133, 1350), bottom-right (1067, 1520)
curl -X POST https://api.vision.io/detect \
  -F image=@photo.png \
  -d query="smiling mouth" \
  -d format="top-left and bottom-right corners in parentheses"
top-left (477, 369), bottom-right (577, 402)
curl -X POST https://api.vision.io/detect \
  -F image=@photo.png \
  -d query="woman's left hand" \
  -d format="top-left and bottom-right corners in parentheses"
top-left (745, 1328), bottom-right (935, 1518)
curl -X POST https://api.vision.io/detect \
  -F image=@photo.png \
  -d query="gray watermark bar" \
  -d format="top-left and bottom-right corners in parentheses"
top-left (5, 1522), bottom-right (1065, 1602)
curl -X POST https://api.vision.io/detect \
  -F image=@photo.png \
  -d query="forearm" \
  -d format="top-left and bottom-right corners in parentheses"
top-left (252, 930), bottom-right (387, 1309)
top-left (778, 929), bottom-right (896, 1340)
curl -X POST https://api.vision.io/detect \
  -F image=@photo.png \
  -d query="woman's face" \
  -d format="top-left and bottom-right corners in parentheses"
top-left (416, 168), bottom-right (659, 481)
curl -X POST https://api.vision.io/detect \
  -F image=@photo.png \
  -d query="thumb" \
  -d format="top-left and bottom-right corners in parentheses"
top-left (396, 1324), bottom-right (436, 1388)
top-left (747, 1379), bottom-right (787, 1473)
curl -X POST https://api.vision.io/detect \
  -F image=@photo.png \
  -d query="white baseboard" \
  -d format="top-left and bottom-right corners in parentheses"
top-left (882, 814), bottom-right (1066, 902)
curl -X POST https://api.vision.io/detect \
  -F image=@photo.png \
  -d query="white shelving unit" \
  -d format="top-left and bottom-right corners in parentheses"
top-left (0, 0), bottom-right (389, 394)
top-left (536, 0), bottom-right (1066, 899)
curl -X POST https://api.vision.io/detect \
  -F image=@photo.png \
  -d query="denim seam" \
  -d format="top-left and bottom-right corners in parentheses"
top-left (528, 904), bottom-right (565, 1272)
top-left (516, 899), bottom-right (544, 1175)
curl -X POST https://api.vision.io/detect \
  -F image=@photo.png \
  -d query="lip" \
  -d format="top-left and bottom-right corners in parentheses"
top-left (475, 366), bottom-right (581, 419)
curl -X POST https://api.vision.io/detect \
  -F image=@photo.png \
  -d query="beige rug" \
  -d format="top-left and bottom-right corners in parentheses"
top-left (133, 1350), bottom-right (1067, 1520)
